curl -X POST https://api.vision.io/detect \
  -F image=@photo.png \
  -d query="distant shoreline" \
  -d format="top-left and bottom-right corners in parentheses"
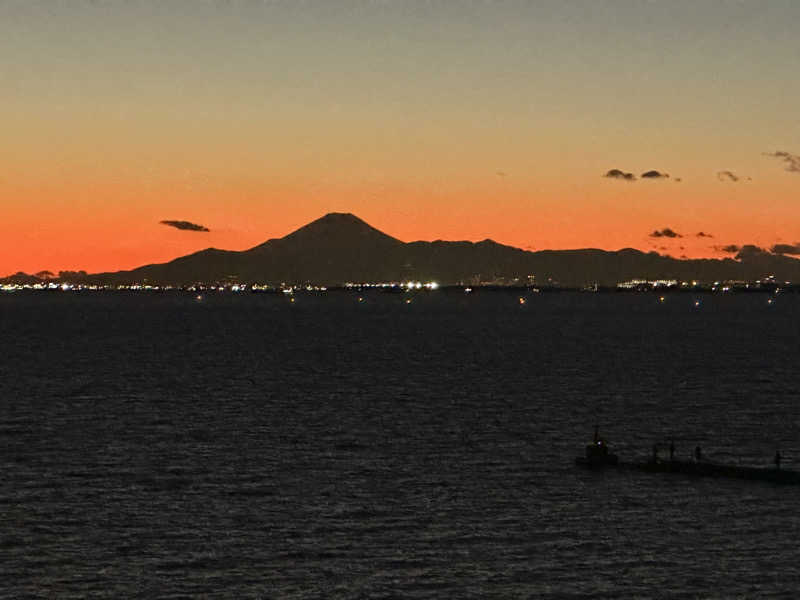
top-left (1, 283), bottom-right (796, 295)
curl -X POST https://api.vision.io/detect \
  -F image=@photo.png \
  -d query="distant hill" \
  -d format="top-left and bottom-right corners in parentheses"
top-left (9, 212), bottom-right (800, 287)
top-left (0, 271), bottom-right (49, 286)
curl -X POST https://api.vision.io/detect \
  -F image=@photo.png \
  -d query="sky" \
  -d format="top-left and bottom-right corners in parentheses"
top-left (2, 0), bottom-right (799, 275)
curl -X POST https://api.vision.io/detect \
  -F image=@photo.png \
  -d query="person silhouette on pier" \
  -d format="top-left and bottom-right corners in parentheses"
top-left (775, 450), bottom-right (782, 470)
top-left (694, 446), bottom-right (702, 462)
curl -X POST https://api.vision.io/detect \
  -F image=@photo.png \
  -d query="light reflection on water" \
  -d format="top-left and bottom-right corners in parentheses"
top-left (1, 291), bottom-right (799, 597)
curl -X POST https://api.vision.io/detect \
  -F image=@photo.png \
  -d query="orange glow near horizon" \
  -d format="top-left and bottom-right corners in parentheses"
top-left (2, 167), bottom-right (798, 276)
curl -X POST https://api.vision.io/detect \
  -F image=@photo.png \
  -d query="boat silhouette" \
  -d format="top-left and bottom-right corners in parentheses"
top-left (574, 425), bottom-right (619, 467)
top-left (576, 431), bottom-right (800, 484)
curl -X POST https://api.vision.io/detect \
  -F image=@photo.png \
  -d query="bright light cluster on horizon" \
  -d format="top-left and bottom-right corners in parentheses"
top-left (406, 281), bottom-right (439, 290)
top-left (344, 281), bottom-right (439, 290)
top-left (617, 279), bottom-right (679, 289)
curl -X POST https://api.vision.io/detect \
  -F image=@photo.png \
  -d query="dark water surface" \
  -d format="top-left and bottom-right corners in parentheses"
top-left (2, 290), bottom-right (799, 598)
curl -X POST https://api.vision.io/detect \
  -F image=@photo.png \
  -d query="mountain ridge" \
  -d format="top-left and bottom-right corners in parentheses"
top-left (6, 212), bottom-right (800, 286)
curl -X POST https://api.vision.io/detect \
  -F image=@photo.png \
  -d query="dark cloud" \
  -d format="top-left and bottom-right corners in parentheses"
top-left (160, 220), bottom-right (210, 232)
top-left (496, 171), bottom-right (507, 177)
top-left (717, 170), bottom-right (740, 182)
top-left (604, 169), bottom-right (635, 181)
top-left (649, 227), bottom-right (682, 239)
top-left (715, 244), bottom-right (740, 253)
top-left (674, 178), bottom-right (682, 183)
top-left (735, 245), bottom-right (767, 260)
top-left (764, 150), bottom-right (800, 173)
top-left (770, 243), bottom-right (800, 255)
top-left (604, 168), bottom-right (674, 181)
top-left (696, 231), bottom-right (713, 238)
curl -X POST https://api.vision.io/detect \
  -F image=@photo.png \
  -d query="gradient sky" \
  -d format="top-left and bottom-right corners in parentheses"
top-left (2, 0), bottom-right (799, 275)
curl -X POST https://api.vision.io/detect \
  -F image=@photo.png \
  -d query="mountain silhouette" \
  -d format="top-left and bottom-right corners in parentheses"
top-left (242, 213), bottom-right (406, 283)
top-left (18, 212), bottom-right (800, 286)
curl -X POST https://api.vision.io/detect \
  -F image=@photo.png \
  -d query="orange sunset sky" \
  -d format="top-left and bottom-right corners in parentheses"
top-left (2, 1), bottom-right (799, 276)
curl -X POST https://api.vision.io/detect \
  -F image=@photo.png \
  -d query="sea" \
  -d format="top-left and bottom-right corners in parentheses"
top-left (1, 289), bottom-right (799, 598)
